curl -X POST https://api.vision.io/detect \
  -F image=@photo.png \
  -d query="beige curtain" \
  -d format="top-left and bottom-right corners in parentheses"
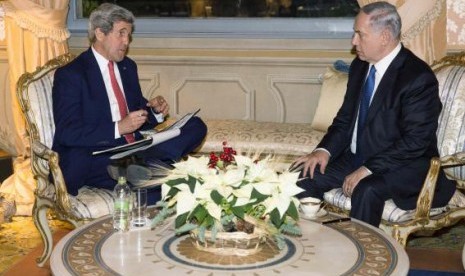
top-left (357, 0), bottom-right (446, 65)
top-left (0, 0), bottom-right (69, 215)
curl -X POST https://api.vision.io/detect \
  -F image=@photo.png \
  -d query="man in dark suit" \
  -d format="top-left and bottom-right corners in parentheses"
top-left (292, 1), bottom-right (455, 227)
top-left (52, 3), bottom-right (207, 203)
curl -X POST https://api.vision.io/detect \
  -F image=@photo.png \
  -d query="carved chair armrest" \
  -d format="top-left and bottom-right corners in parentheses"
top-left (414, 157), bottom-right (441, 221)
top-left (440, 151), bottom-right (465, 167)
top-left (31, 140), bottom-right (73, 214)
top-left (414, 152), bottom-right (465, 221)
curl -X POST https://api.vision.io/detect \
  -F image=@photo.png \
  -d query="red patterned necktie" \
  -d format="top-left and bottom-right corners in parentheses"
top-left (108, 61), bottom-right (135, 143)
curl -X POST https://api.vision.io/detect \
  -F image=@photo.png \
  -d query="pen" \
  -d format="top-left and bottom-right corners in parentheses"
top-left (139, 105), bottom-right (152, 124)
top-left (321, 217), bottom-right (351, 225)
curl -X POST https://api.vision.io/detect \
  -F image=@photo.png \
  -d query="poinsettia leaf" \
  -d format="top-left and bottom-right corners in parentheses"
top-left (165, 178), bottom-right (183, 186)
top-left (164, 178), bottom-right (186, 197)
top-left (231, 206), bottom-right (245, 219)
top-left (190, 204), bottom-right (208, 224)
top-left (286, 201), bottom-right (299, 221)
top-left (187, 175), bottom-right (197, 193)
top-left (269, 208), bottom-right (283, 228)
top-left (250, 188), bottom-right (268, 203)
top-left (210, 190), bottom-right (224, 205)
top-left (175, 212), bottom-right (189, 229)
top-left (203, 215), bottom-right (215, 229)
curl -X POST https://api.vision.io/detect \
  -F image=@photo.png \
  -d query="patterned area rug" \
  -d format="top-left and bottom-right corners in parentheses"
top-left (0, 216), bottom-right (464, 274)
top-left (0, 216), bottom-right (72, 274)
top-left (406, 220), bottom-right (465, 251)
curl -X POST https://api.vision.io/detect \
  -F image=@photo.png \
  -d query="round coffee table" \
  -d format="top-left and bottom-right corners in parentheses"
top-left (51, 212), bottom-right (409, 275)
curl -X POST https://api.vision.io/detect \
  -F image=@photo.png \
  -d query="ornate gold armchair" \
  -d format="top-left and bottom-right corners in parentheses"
top-left (17, 53), bottom-right (114, 267)
top-left (323, 52), bottom-right (465, 246)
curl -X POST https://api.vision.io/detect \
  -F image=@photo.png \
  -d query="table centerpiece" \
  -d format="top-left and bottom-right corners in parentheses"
top-left (151, 142), bottom-right (305, 255)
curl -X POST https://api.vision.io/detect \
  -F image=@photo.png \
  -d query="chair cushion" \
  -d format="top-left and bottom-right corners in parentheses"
top-left (199, 119), bottom-right (325, 156)
top-left (311, 66), bottom-right (348, 132)
top-left (323, 188), bottom-right (450, 223)
top-left (448, 189), bottom-right (465, 207)
top-left (436, 65), bottom-right (465, 181)
top-left (68, 186), bottom-right (114, 219)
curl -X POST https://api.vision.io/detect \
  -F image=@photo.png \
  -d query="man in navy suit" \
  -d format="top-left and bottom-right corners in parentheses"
top-left (292, 1), bottom-right (455, 226)
top-left (52, 3), bottom-right (207, 203)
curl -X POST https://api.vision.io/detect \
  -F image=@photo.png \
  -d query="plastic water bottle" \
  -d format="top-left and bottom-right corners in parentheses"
top-left (113, 176), bottom-right (131, 232)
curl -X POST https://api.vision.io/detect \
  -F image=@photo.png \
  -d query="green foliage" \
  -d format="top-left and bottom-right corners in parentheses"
top-left (269, 208), bottom-right (284, 228)
top-left (197, 225), bottom-right (206, 243)
top-left (150, 153), bottom-right (304, 253)
top-left (280, 220), bottom-right (302, 236)
top-left (274, 234), bottom-right (286, 250)
top-left (175, 212), bottom-right (189, 229)
top-left (248, 204), bottom-right (266, 218)
top-left (186, 175), bottom-right (198, 193)
top-left (231, 205), bottom-right (245, 220)
top-left (250, 188), bottom-right (268, 203)
top-left (175, 223), bottom-right (198, 235)
top-left (150, 204), bottom-right (174, 229)
top-left (286, 201), bottom-right (299, 221)
top-left (190, 204), bottom-right (207, 224)
top-left (210, 190), bottom-right (224, 205)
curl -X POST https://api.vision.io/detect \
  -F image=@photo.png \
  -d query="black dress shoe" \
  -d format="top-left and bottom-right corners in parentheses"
top-left (126, 159), bottom-right (174, 188)
top-left (107, 164), bottom-right (126, 181)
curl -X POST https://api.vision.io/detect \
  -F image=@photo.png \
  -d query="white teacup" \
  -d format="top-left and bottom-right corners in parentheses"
top-left (299, 197), bottom-right (322, 217)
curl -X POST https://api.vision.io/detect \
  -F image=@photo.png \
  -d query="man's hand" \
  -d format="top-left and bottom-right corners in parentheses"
top-left (118, 109), bottom-right (148, 135)
top-left (147, 95), bottom-right (169, 116)
top-left (342, 166), bottom-right (371, 197)
top-left (292, 150), bottom-right (330, 179)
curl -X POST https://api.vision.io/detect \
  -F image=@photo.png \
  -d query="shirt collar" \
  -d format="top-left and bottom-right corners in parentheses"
top-left (91, 46), bottom-right (111, 73)
top-left (372, 43), bottom-right (402, 77)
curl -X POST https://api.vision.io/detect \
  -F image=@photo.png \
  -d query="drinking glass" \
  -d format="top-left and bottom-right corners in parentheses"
top-left (132, 188), bottom-right (147, 227)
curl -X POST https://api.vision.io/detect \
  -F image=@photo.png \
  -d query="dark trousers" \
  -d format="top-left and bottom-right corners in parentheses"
top-left (296, 151), bottom-right (391, 227)
top-left (86, 116), bottom-right (207, 205)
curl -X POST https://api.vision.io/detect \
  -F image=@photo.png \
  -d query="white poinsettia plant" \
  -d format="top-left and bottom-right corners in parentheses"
top-left (151, 143), bottom-right (305, 249)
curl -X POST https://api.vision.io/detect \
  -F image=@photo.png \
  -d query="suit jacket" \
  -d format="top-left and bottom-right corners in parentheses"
top-left (318, 46), bottom-right (455, 209)
top-left (52, 48), bottom-right (158, 195)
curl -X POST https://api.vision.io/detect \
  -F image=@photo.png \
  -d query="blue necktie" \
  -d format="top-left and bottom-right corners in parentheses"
top-left (355, 65), bottom-right (376, 166)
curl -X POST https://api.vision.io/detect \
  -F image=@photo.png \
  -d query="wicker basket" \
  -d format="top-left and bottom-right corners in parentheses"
top-left (190, 228), bottom-right (268, 256)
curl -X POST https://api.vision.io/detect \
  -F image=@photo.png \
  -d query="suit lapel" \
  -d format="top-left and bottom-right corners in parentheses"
top-left (349, 63), bottom-right (370, 132)
top-left (84, 49), bottom-right (113, 121)
top-left (366, 48), bottom-right (407, 124)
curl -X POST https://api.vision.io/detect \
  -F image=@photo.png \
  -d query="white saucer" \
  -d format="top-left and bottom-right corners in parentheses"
top-left (300, 209), bottom-right (328, 220)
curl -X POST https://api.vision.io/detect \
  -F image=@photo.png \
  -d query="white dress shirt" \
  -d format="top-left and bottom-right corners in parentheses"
top-left (92, 47), bottom-right (127, 139)
top-left (350, 43), bottom-right (402, 154)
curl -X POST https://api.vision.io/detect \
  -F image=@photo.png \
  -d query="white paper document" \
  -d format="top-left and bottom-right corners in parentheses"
top-left (92, 109), bottom-right (200, 160)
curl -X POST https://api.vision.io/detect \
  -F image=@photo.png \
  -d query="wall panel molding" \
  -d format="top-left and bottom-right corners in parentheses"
top-left (171, 73), bottom-right (254, 120)
top-left (139, 72), bottom-right (160, 100)
top-left (267, 74), bottom-right (322, 123)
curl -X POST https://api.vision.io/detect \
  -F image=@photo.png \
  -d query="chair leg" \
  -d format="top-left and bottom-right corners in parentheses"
top-left (32, 198), bottom-right (54, 267)
top-left (391, 227), bottom-right (408, 247)
top-left (380, 224), bottom-right (410, 247)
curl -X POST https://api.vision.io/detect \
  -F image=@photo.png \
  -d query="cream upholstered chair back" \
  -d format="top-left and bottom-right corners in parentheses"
top-left (435, 60), bottom-right (465, 188)
top-left (16, 53), bottom-right (81, 267)
top-left (20, 64), bottom-right (56, 149)
top-left (17, 54), bottom-right (75, 204)
top-left (18, 52), bottom-right (114, 267)
top-left (17, 53), bottom-right (116, 267)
